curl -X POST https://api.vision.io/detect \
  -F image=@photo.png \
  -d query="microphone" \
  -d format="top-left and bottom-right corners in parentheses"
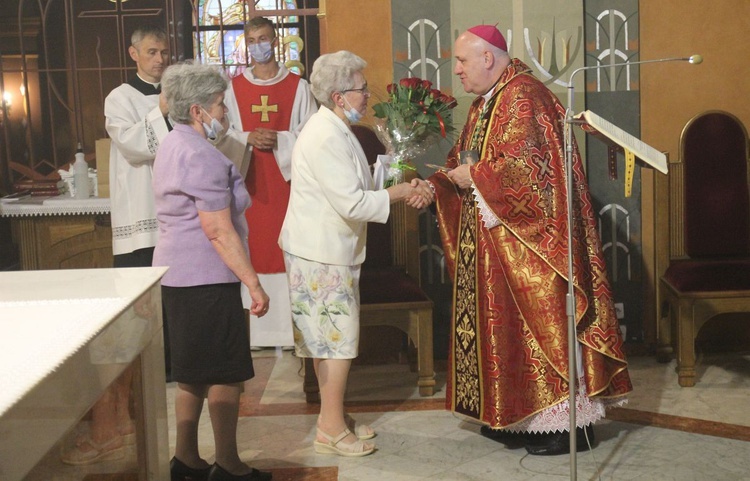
top-left (560, 53), bottom-right (701, 481)
top-left (566, 54), bottom-right (703, 113)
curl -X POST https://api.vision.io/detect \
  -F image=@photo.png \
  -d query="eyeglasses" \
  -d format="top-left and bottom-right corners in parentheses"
top-left (343, 84), bottom-right (370, 95)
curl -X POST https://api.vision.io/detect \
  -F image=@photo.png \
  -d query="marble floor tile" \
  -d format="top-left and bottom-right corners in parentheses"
top-left (160, 350), bottom-right (750, 480)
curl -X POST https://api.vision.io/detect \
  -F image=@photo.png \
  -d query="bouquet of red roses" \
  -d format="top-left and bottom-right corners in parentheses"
top-left (372, 77), bottom-right (457, 186)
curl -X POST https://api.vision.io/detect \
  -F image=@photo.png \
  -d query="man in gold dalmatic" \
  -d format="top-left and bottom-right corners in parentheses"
top-left (426, 24), bottom-right (632, 456)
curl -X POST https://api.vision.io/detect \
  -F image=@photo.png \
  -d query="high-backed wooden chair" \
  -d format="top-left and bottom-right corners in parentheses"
top-left (302, 125), bottom-right (436, 402)
top-left (659, 110), bottom-right (750, 386)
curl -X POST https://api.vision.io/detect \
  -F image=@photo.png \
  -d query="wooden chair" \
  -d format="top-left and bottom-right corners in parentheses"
top-left (302, 125), bottom-right (436, 401)
top-left (658, 110), bottom-right (750, 386)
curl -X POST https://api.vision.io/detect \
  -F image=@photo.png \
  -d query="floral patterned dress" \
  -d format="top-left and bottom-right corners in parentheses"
top-left (283, 252), bottom-right (361, 359)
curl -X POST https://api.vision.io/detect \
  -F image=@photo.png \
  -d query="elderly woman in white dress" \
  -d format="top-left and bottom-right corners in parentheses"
top-left (279, 50), bottom-right (432, 457)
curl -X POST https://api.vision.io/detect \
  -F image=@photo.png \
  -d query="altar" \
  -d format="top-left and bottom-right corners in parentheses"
top-left (0, 267), bottom-right (169, 480)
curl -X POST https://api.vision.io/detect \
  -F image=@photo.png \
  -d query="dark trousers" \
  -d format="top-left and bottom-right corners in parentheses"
top-left (114, 247), bottom-right (172, 381)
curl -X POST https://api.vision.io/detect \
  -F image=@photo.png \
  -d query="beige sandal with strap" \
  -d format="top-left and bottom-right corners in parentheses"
top-left (319, 415), bottom-right (376, 440)
top-left (313, 427), bottom-right (375, 457)
top-left (345, 414), bottom-right (376, 440)
top-left (60, 434), bottom-right (125, 465)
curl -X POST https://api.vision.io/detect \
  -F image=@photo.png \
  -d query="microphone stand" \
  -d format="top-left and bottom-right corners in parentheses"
top-left (562, 54), bottom-right (700, 481)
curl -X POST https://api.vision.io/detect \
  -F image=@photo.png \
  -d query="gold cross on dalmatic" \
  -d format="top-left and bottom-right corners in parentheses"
top-left (251, 95), bottom-right (278, 122)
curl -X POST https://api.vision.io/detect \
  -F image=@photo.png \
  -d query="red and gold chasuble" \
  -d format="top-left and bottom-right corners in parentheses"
top-left (429, 59), bottom-right (632, 429)
top-left (233, 72), bottom-right (300, 273)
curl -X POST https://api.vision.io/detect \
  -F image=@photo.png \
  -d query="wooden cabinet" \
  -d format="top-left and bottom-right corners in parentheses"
top-left (13, 214), bottom-right (113, 270)
top-left (0, 197), bottom-right (113, 270)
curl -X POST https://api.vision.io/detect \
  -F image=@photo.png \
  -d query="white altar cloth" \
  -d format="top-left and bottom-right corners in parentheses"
top-left (0, 195), bottom-right (110, 217)
top-left (0, 298), bottom-right (128, 417)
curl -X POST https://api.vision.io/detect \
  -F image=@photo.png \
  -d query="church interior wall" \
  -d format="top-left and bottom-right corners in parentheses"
top-left (319, 0), bottom-right (393, 125)
top-left (1, 0), bottom-right (748, 351)
top-left (640, 0), bottom-right (750, 158)
top-left (582, 0), bottom-right (644, 342)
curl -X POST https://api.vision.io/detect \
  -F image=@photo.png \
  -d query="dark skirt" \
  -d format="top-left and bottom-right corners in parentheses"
top-left (162, 283), bottom-right (254, 384)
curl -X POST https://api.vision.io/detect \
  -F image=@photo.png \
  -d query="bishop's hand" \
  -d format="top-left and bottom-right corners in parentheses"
top-left (447, 163), bottom-right (473, 189)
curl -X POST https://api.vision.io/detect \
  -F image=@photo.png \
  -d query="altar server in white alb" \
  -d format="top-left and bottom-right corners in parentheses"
top-left (105, 24), bottom-right (172, 373)
top-left (105, 24), bottom-right (170, 267)
top-left (221, 16), bottom-right (317, 349)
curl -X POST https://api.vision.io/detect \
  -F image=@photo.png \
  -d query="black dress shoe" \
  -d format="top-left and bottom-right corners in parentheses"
top-left (524, 425), bottom-right (595, 456)
top-left (170, 457), bottom-right (211, 481)
top-left (207, 463), bottom-right (272, 481)
top-left (479, 425), bottom-right (526, 447)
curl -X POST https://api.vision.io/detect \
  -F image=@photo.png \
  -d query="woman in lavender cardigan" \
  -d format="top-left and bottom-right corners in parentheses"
top-left (153, 62), bottom-right (271, 481)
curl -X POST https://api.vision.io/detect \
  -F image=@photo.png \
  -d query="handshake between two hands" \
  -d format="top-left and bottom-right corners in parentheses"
top-left (376, 151), bottom-right (472, 207)
top-left (393, 161), bottom-right (474, 209)
top-left (403, 178), bottom-right (434, 209)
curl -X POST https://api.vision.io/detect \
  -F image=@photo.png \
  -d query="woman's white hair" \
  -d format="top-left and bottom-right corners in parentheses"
top-left (161, 61), bottom-right (228, 124)
top-left (310, 50), bottom-right (367, 109)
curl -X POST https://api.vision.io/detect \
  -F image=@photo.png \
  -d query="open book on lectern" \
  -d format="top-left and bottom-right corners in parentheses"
top-left (573, 110), bottom-right (668, 174)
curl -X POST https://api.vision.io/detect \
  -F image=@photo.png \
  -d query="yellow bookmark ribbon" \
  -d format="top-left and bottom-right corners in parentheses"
top-left (624, 149), bottom-right (635, 197)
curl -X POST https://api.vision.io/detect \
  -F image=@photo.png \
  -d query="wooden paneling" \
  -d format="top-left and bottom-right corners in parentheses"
top-left (640, 2), bottom-right (750, 158)
top-left (318, 0), bottom-right (393, 124)
top-left (12, 215), bottom-right (113, 270)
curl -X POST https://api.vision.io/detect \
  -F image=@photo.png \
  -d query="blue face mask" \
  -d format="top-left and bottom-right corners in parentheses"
top-left (249, 41), bottom-right (274, 63)
top-left (201, 108), bottom-right (224, 140)
top-left (342, 95), bottom-right (363, 123)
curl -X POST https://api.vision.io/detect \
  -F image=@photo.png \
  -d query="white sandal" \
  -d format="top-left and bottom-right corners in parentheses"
top-left (60, 434), bottom-right (125, 465)
top-left (345, 414), bottom-right (376, 440)
top-left (313, 427), bottom-right (375, 457)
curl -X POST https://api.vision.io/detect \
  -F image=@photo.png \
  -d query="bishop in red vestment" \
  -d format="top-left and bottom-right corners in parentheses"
top-left (428, 25), bottom-right (632, 456)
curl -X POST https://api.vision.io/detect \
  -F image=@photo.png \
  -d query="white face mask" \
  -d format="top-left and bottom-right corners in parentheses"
top-left (201, 108), bottom-right (224, 140)
top-left (342, 95), bottom-right (363, 123)
top-left (249, 41), bottom-right (274, 63)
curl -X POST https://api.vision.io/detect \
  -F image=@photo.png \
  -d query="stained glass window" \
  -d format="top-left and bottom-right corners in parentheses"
top-left (193, 0), bottom-right (306, 77)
